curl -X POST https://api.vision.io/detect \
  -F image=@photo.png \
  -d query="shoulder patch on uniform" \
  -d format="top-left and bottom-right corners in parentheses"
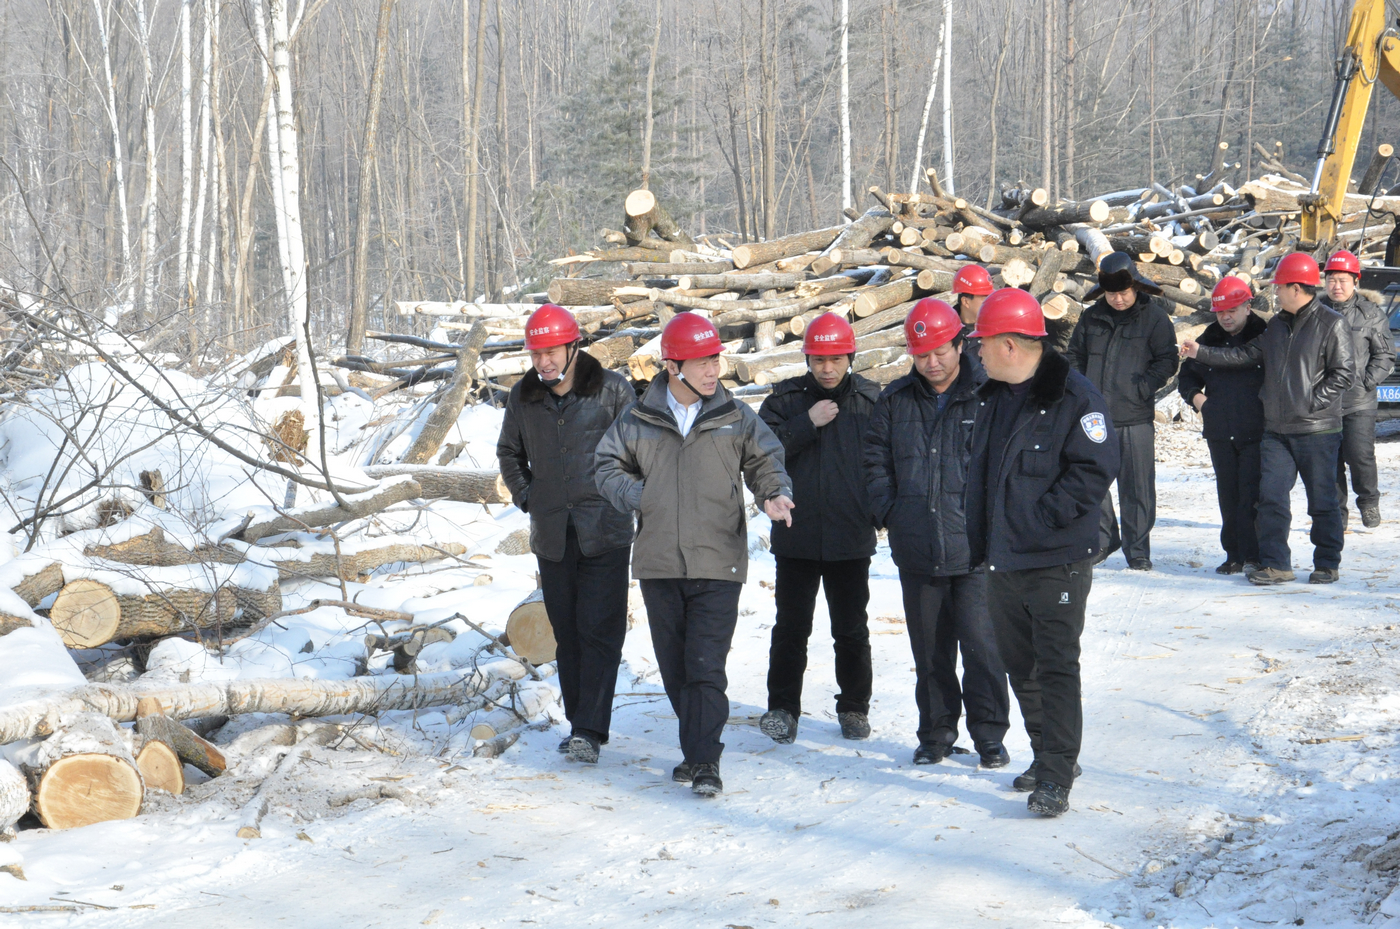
top-left (1080, 412), bottom-right (1108, 443)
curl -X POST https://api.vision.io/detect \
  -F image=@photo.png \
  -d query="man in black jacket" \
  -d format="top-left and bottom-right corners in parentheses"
top-left (758, 312), bottom-right (880, 745)
top-left (1065, 252), bottom-right (1178, 570)
top-left (1181, 253), bottom-right (1355, 585)
top-left (496, 304), bottom-right (636, 764)
top-left (864, 299), bottom-right (1011, 769)
top-left (967, 289), bottom-right (1120, 817)
top-left (1178, 276), bottom-right (1267, 574)
top-left (1322, 249), bottom-right (1395, 528)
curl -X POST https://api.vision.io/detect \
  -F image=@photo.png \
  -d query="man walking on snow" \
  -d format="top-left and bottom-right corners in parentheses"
top-left (966, 289), bottom-right (1119, 817)
top-left (1065, 252), bottom-right (1178, 571)
top-left (496, 304), bottom-right (637, 764)
top-left (864, 298), bottom-right (1011, 770)
top-left (595, 312), bottom-right (793, 797)
top-left (757, 312), bottom-right (880, 745)
top-left (1181, 252), bottom-right (1354, 585)
top-left (1320, 249), bottom-right (1393, 528)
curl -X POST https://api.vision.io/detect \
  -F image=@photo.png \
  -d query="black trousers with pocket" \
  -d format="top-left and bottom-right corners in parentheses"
top-left (535, 526), bottom-right (631, 740)
top-left (766, 556), bottom-right (872, 719)
top-left (639, 578), bottom-right (744, 766)
top-left (1207, 437), bottom-right (1262, 565)
top-left (1099, 421), bottom-right (1156, 563)
top-left (986, 559), bottom-right (1092, 789)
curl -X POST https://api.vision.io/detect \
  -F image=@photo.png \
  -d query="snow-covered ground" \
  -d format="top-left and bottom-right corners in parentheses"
top-left (5, 413), bottom-right (1400, 928)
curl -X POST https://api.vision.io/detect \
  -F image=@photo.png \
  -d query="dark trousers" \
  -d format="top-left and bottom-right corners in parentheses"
top-left (535, 528), bottom-right (631, 739)
top-left (767, 556), bottom-right (872, 717)
top-left (1099, 421), bottom-right (1156, 562)
top-left (987, 560), bottom-right (1091, 789)
top-left (899, 570), bottom-right (1010, 746)
top-left (1337, 408), bottom-right (1380, 510)
top-left (1207, 438), bottom-right (1262, 564)
top-left (1258, 431), bottom-right (1345, 571)
top-left (639, 578), bottom-right (743, 766)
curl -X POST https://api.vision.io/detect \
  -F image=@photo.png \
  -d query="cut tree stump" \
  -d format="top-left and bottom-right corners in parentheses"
top-left (17, 713), bottom-right (143, 830)
top-left (135, 738), bottom-right (184, 795)
top-left (135, 698), bottom-right (226, 778)
top-left (49, 578), bottom-right (281, 648)
top-left (505, 590), bottom-right (555, 663)
top-left (496, 528), bottom-right (532, 556)
top-left (623, 189), bottom-right (692, 247)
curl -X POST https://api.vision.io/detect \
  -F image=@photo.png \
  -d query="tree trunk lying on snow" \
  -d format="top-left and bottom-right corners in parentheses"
top-left (48, 577), bottom-right (281, 649)
top-left (86, 527), bottom-right (467, 582)
top-left (468, 683), bottom-right (556, 740)
top-left (0, 671), bottom-right (503, 745)
top-left (234, 477), bottom-right (423, 543)
top-left (0, 760), bottom-right (28, 832)
top-left (361, 466), bottom-right (510, 504)
top-left (399, 321), bottom-right (490, 465)
top-left (505, 590), bottom-right (555, 664)
top-left (15, 712), bottom-right (143, 830)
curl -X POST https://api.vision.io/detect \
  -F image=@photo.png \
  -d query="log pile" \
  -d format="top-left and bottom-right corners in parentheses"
top-left (375, 158), bottom-right (1400, 397)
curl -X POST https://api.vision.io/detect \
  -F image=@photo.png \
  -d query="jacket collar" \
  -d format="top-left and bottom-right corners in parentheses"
top-left (1089, 292), bottom-right (1152, 325)
top-left (976, 348), bottom-right (1070, 406)
top-left (891, 355), bottom-right (984, 402)
top-left (519, 348), bottom-right (606, 403)
top-left (1199, 312), bottom-right (1266, 347)
top-left (636, 371), bottom-right (738, 431)
top-left (772, 370), bottom-right (882, 403)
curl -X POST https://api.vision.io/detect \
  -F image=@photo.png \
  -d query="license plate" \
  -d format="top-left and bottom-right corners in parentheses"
top-left (1379, 385), bottom-right (1400, 402)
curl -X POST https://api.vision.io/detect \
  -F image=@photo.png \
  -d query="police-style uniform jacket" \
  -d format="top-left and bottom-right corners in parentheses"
top-left (966, 350), bottom-right (1121, 573)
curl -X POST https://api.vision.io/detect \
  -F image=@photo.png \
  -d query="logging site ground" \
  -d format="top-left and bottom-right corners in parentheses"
top-left (4, 379), bottom-right (1400, 928)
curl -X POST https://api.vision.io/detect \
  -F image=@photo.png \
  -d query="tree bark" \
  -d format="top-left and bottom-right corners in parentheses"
top-left (505, 590), bottom-right (554, 663)
top-left (236, 477), bottom-right (423, 543)
top-left (361, 466), bottom-right (510, 504)
top-left (732, 226), bottom-right (843, 269)
top-left (16, 713), bottom-right (142, 830)
top-left (400, 321), bottom-right (488, 464)
top-left (348, 0), bottom-right (398, 354)
top-left (136, 698), bottom-right (227, 778)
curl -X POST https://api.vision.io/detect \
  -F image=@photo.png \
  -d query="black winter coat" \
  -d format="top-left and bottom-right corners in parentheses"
top-left (1177, 312), bottom-right (1267, 445)
top-left (967, 350), bottom-right (1121, 573)
top-left (495, 351), bottom-right (636, 561)
top-left (1324, 293), bottom-right (1394, 414)
top-left (1064, 293), bottom-right (1179, 427)
top-left (864, 362), bottom-right (984, 577)
top-left (759, 372), bottom-right (880, 561)
top-left (1194, 298), bottom-right (1355, 435)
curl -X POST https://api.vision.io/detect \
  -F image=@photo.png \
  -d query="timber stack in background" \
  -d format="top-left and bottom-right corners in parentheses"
top-left (377, 143), bottom-right (1400, 402)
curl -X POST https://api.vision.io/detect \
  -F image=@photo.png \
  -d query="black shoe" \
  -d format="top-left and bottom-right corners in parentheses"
top-left (1215, 560), bottom-right (1243, 575)
top-left (690, 763), bottom-right (722, 797)
top-left (567, 732), bottom-right (600, 764)
top-left (1127, 557), bottom-right (1152, 571)
top-left (913, 742), bottom-right (953, 765)
top-left (672, 762), bottom-right (693, 783)
top-left (1027, 780), bottom-right (1071, 816)
top-left (759, 708), bottom-right (798, 744)
top-left (557, 736), bottom-right (572, 754)
top-left (1013, 760), bottom-right (1081, 791)
top-left (838, 712), bottom-right (870, 740)
top-left (1309, 567), bottom-right (1339, 584)
top-left (975, 740), bottom-right (1010, 768)
top-left (1363, 505), bottom-right (1382, 528)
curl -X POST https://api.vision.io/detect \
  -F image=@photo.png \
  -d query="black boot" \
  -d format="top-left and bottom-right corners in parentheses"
top-left (759, 709), bottom-right (799, 744)
top-left (838, 712), bottom-right (871, 740)
top-left (975, 740), bottom-right (1010, 768)
top-left (556, 736), bottom-right (572, 754)
top-left (567, 732), bottom-right (601, 764)
top-left (1013, 760), bottom-right (1081, 791)
top-left (691, 763), bottom-right (723, 797)
top-left (671, 762), bottom-right (692, 783)
top-left (1027, 780), bottom-right (1071, 816)
top-left (913, 742), bottom-right (953, 765)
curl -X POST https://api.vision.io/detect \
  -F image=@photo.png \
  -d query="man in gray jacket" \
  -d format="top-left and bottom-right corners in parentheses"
top-left (1181, 253), bottom-right (1354, 585)
top-left (1322, 249), bottom-right (1395, 527)
top-left (497, 304), bottom-right (636, 764)
top-left (596, 312), bottom-right (793, 797)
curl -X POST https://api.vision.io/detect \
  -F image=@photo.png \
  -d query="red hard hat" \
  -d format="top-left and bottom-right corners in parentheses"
top-left (1323, 249), bottom-right (1361, 277)
top-left (1272, 252), bottom-right (1320, 287)
top-left (803, 312), bottom-right (857, 355)
top-left (953, 265), bottom-right (994, 296)
top-left (1211, 276), bottom-right (1253, 312)
top-left (904, 298), bottom-right (962, 354)
top-left (660, 311), bottom-right (723, 361)
top-left (524, 304), bottom-right (579, 351)
top-left (968, 288), bottom-right (1049, 339)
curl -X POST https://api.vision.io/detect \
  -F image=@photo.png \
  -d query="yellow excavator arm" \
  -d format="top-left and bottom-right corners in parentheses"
top-left (1301, 0), bottom-right (1400, 246)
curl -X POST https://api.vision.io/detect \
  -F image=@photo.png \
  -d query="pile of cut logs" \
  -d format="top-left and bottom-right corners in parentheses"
top-left (382, 149), bottom-right (1400, 395)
